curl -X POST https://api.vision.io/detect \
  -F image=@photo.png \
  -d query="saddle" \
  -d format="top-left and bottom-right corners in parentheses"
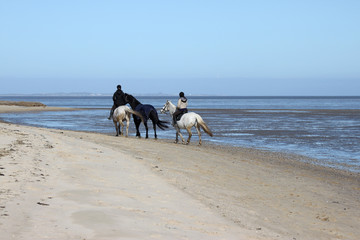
top-left (175, 109), bottom-right (188, 121)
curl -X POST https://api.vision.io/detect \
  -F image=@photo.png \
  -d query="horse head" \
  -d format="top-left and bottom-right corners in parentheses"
top-left (124, 93), bottom-right (131, 104)
top-left (124, 94), bottom-right (142, 110)
top-left (160, 100), bottom-right (170, 114)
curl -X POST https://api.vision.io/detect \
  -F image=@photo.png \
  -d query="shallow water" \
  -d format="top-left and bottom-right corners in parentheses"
top-left (1, 96), bottom-right (360, 172)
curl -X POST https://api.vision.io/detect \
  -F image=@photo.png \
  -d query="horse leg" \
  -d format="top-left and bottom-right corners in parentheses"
top-left (152, 120), bottom-right (157, 139)
top-left (185, 126), bottom-right (192, 144)
top-left (134, 117), bottom-right (141, 138)
top-left (125, 119), bottom-right (130, 137)
top-left (120, 121), bottom-right (125, 136)
top-left (114, 122), bottom-right (119, 136)
top-left (144, 121), bottom-right (149, 139)
top-left (177, 127), bottom-right (186, 144)
top-left (196, 124), bottom-right (202, 145)
top-left (135, 120), bottom-right (141, 138)
top-left (149, 113), bottom-right (158, 139)
top-left (175, 131), bottom-right (179, 143)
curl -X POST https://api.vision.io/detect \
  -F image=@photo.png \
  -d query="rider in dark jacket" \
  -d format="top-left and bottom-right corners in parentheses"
top-left (108, 85), bottom-right (126, 119)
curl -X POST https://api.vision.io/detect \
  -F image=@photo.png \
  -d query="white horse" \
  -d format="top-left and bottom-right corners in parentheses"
top-left (160, 100), bottom-right (213, 145)
top-left (112, 106), bottom-right (143, 137)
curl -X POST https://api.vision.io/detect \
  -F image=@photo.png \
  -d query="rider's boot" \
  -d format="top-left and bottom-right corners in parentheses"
top-left (108, 110), bottom-right (113, 120)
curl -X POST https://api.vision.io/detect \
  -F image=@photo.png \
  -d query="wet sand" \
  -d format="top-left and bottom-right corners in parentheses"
top-left (0, 103), bottom-right (359, 239)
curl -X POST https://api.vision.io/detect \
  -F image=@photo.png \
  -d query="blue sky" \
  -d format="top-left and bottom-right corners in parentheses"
top-left (1, 0), bottom-right (359, 95)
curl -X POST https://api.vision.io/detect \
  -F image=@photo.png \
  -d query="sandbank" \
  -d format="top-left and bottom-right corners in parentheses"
top-left (0, 101), bottom-right (76, 113)
top-left (0, 104), bottom-right (359, 239)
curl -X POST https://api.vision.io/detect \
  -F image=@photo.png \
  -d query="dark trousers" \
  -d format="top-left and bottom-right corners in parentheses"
top-left (108, 104), bottom-right (118, 118)
top-left (173, 108), bottom-right (188, 124)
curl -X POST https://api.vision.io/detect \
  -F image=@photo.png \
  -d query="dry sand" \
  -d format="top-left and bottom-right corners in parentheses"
top-left (0, 104), bottom-right (359, 240)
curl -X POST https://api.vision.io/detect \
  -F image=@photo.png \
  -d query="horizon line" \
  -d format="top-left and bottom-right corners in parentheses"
top-left (1, 93), bottom-right (360, 98)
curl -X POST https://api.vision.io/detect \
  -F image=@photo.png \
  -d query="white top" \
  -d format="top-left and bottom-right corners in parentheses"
top-left (177, 97), bottom-right (188, 109)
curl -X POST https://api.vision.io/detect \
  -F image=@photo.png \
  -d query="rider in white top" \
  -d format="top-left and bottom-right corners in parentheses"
top-left (173, 92), bottom-right (188, 125)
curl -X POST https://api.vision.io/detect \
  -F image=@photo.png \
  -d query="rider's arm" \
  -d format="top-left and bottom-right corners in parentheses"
top-left (177, 98), bottom-right (182, 109)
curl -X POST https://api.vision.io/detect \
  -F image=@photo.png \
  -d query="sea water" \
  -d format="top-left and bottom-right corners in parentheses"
top-left (1, 96), bottom-right (359, 172)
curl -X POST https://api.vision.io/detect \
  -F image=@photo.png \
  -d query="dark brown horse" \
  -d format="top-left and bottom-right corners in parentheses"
top-left (125, 94), bottom-right (169, 139)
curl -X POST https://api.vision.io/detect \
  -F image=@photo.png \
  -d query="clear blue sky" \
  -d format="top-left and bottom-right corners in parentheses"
top-left (1, 0), bottom-right (359, 95)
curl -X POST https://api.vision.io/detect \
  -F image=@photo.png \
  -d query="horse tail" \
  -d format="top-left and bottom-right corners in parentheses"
top-left (127, 109), bottom-right (144, 123)
top-left (196, 115), bottom-right (213, 137)
top-left (151, 108), bottom-right (169, 130)
top-left (156, 120), bottom-right (169, 130)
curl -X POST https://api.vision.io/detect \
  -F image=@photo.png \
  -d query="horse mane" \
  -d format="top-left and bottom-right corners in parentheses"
top-left (126, 94), bottom-right (142, 107)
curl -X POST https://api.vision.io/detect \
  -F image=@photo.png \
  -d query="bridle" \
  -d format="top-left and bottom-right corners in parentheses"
top-left (160, 101), bottom-right (169, 114)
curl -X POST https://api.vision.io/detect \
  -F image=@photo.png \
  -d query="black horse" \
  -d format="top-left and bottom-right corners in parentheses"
top-left (125, 94), bottom-right (169, 139)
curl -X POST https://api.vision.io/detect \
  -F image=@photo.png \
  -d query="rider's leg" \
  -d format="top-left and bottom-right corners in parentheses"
top-left (172, 113), bottom-right (177, 126)
top-left (173, 110), bottom-right (180, 126)
top-left (108, 105), bottom-right (116, 120)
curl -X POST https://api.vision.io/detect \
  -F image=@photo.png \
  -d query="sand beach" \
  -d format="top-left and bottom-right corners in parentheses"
top-left (0, 103), bottom-right (359, 240)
